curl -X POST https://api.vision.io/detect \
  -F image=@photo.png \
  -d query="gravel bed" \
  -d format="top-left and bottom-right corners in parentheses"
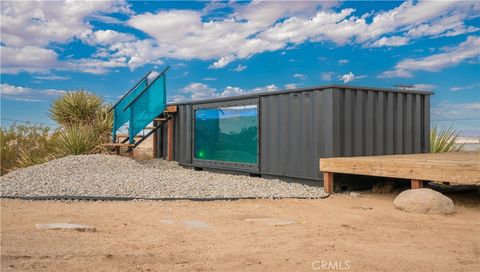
top-left (1, 155), bottom-right (327, 199)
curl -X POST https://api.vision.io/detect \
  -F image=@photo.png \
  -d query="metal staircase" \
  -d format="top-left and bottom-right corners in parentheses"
top-left (105, 67), bottom-right (174, 156)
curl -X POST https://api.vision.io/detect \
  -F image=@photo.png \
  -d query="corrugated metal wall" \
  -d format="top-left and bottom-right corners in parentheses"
top-left (331, 88), bottom-right (430, 157)
top-left (157, 86), bottom-right (430, 181)
top-left (259, 89), bottom-right (334, 180)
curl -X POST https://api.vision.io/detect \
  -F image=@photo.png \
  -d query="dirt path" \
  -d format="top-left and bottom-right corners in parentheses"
top-left (1, 194), bottom-right (479, 271)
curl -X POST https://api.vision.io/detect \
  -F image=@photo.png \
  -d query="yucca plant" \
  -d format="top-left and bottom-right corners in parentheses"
top-left (55, 125), bottom-right (100, 155)
top-left (94, 104), bottom-right (114, 143)
top-left (430, 125), bottom-right (463, 153)
top-left (50, 91), bottom-right (103, 126)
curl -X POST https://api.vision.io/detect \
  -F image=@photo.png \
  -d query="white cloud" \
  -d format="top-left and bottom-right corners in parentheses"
top-left (293, 73), bottom-right (306, 79)
top-left (125, 1), bottom-right (479, 69)
top-left (34, 75), bottom-right (70, 81)
top-left (412, 84), bottom-right (436, 92)
top-left (285, 83), bottom-right (298, 89)
top-left (176, 82), bottom-right (217, 101)
top-left (233, 64), bottom-right (247, 72)
top-left (380, 35), bottom-right (480, 78)
top-left (2, 0), bottom-right (479, 74)
top-left (338, 72), bottom-right (366, 83)
top-left (66, 57), bottom-right (128, 75)
top-left (1, 46), bottom-right (59, 74)
top-left (450, 83), bottom-right (480, 92)
top-left (250, 84), bottom-right (279, 93)
top-left (202, 77), bottom-right (217, 81)
top-left (0, 83), bottom-right (65, 102)
top-left (370, 36), bottom-right (410, 47)
top-left (321, 72), bottom-right (336, 81)
top-left (0, 0), bottom-right (131, 74)
top-left (378, 69), bottom-right (414, 79)
top-left (221, 86), bottom-right (246, 97)
top-left (432, 101), bottom-right (480, 120)
top-left (80, 30), bottom-right (136, 46)
top-left (0, 1), bottom-right (130, 47)
top-left (338, 59), bottom-right (349, 65)
top-left (170, 82), bottom-right (279, 102)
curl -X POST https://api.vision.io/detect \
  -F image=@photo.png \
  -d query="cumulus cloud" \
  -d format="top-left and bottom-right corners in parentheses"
top-left (233, 64), bottom-right (247, 72)
top-left (2, 0), bottom-right (479, 74)
top-left (0, 83), bottom-right (65, 102)
top-left (34, 75), bottom-right (70, 81)
top-left (293, 73), bottom-right (306, 79)
top-left (338, 72), bottom-right (366, 83)
top-left (170, 82), bottom-right (279, 102)
top-left (321, 72), bottom-right (336, 81)
top-left (432, 101), bottom-right (480, 120)
top-left (0, 0), bottom-right (131, 74)
top-left (338, 59), bottom-right (349, 65)
top-left (450, 83), bottom-right (480, 92)
top-left (126, 0), bottom-right (479, 69)
top-left (285, 83), bottom-right (298, 89)
top-left (412, 84), bottom-right (436, 92)
top-left (80, 30), bottom-right (136, 46)
top-left (1, 46), bottom-right (60, 74)
top-left (370, 36), bottom-right (410, 47)
top-left (380, 35), bottom-right (480, 78)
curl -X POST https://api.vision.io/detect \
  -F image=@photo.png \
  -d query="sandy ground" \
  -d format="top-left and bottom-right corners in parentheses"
top-left (1, 194), bottom-right (479, 272)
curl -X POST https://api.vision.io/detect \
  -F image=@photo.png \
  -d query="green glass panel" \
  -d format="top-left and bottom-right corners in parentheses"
top-left (194, 105), bottom-right (258, 164)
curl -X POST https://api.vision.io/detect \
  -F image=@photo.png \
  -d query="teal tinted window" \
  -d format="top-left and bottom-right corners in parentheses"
top-left (194, 105), bottom-right (258, 164)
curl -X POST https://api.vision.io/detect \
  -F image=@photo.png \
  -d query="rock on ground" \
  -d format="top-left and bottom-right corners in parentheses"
top-left (0, 154), bottom-right (327, 199)
top-left (35, 223), bottom-right (96, 232)
top-left (393, 188), bottom-right (455, 215)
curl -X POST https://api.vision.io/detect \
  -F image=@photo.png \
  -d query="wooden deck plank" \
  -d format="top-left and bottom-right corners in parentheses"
top-left (102, 143), bottom-right (135, 147)
top-left (319, 152), bottom-right (480, 185)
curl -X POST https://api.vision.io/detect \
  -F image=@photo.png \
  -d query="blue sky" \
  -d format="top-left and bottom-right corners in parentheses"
top-left (1, 1), bottom-right (479, 135)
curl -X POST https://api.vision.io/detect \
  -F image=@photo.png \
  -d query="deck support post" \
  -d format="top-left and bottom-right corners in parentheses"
top-left (324, 172), bottom-right (334, 194)
top-left (152, 121), bottom-right (158, 159)
top-left (115, 146), bottom-right (120, 156)
top-left (411, 179), bottom-right (424, 189)
top-left (167, 117), bottom-right (174, 162)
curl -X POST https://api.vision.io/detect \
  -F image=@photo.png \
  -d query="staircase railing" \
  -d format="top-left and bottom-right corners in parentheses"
top-left (110, 71), bottom-right (152, 142)
top-left (123, 66), bottom-right (169, 143)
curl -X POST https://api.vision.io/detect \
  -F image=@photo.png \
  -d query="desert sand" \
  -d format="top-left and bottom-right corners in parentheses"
top-left (1, 193), bottom-right (479, 271)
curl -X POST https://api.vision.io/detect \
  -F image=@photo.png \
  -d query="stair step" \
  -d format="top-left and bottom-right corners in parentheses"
top-left (116, 134), bottom-right (142, 138)
top-left (144, 126), bottom-right (158, 130)
top-left (154, 118), bottom-right (167, 122)
top-left (103, 143), bottom-right (135, 147)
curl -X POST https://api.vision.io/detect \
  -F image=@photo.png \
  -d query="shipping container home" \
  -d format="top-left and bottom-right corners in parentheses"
top-left (154, 85), bottom-right (432, 181)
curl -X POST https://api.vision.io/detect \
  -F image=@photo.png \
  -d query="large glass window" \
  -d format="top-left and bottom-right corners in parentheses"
top-left (194, 105), bottom-right (258, 164)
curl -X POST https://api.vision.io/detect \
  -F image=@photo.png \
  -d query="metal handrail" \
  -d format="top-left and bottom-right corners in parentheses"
top-left (122, 66), bottom-right (169, 111)
top-left (108, 71), bottom-right (152, 112)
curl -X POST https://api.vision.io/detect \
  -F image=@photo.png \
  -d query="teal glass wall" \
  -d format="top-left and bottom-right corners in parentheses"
top-left (112, 78), bottom-right (148, 139)
top-left (128, 74), bottom-right (166, 142)
top-left (194, 105), bottom-right (258, 164)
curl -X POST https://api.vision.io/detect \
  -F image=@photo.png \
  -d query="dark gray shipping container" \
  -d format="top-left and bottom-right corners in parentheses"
top-left (156, 85), bottom-right (432, 181)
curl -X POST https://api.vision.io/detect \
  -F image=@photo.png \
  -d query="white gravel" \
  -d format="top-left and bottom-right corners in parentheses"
top-left (0, 154), bottom-right (327, 199)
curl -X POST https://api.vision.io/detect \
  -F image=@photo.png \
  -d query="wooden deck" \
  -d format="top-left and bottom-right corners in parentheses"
top-left (319, 152), bottom-right (480, 193)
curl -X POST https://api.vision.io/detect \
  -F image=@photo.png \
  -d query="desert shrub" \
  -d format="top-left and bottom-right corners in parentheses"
top-left (55, 125), bottom-right (100, 155)
top-left (430, 125), bottom-right (463, 153)
top-left (50, 90), bottom-right (103, 126)
top-left (0, 124), bottom-right (57, 175)
top-left (50, 90), bottom-right (113, 155)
